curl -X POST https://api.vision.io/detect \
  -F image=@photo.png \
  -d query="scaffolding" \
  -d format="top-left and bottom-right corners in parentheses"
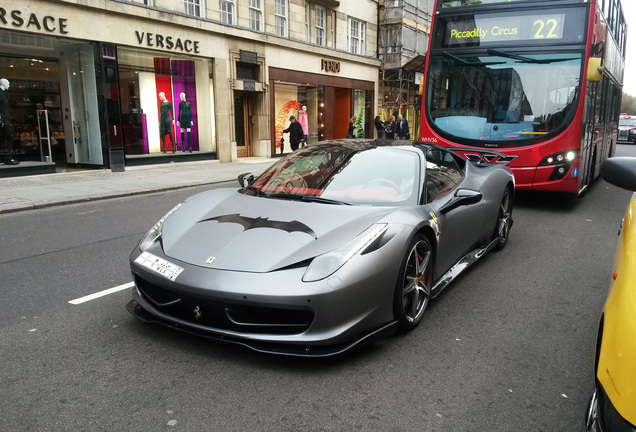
top-left (379, 0), bottom-right (433, 136)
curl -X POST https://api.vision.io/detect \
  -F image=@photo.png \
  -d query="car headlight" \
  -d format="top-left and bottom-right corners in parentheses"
top-left (138, 202), bottom-right (183, 251)
top-left (302, 224), bottom-right (388, 282)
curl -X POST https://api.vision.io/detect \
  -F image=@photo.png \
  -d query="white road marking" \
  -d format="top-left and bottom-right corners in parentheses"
top-left (68, 282), bottom-right (134, 305)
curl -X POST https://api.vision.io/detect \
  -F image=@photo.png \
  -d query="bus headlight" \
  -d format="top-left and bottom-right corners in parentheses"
top-left (539, 150), bottom-right (579, 166)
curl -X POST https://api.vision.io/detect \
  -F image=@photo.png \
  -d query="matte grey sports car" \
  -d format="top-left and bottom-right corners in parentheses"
top-left (127, 140), bottom-right (514, 356)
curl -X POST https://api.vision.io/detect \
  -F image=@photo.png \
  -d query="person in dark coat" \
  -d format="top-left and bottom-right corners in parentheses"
top-left (346, 116), bottom-right (357, 138)
top-left (374, 116), bottom-right (385, 139)
top-left (283, 115), bottom-right (304, 151)
top-left (384, 115), bottom-right (396, 139)
top-left (396, 114), bottom-right (410, 140)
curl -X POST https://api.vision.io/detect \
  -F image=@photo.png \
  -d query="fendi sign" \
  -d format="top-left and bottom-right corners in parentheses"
top-left (321, 59), bottom-right (340, 74)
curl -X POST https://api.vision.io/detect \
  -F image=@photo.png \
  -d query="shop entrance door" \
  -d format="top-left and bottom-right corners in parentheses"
top-left (234, 93), bottom-right (252, 157)
top-left (64, 44), bottom-right (103, 165)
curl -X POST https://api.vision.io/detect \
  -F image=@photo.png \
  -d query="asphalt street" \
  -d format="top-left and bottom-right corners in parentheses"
top-left (1, 146), bottom-right (635, 431)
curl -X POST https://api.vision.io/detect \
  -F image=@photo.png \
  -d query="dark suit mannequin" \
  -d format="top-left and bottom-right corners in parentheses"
top-left (178, 92), bottom-right (193, 152)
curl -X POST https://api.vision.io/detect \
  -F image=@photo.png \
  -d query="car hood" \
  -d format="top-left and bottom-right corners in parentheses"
top-left (619, 125), bottom-right (636, 131)
top-left (160, 189), bottom-right (396, 272)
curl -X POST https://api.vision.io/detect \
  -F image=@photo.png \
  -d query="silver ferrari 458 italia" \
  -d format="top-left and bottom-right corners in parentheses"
top-left (127, 140), bottom-right (514, 356)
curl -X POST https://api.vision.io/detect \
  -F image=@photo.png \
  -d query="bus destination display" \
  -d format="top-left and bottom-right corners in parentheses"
top-left (444, 13), bottom-right (568, 46)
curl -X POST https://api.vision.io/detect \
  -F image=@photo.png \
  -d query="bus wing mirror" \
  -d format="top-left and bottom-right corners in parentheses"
top-left (587, 57), bottom-right (604, 82)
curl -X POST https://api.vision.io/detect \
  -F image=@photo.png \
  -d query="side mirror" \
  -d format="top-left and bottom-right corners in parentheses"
top-left (439, 188), bottom-right (483, 214)
top-left (601, 157), bottom-right (636, 191)
top-left (238, 172), bottom-right (255, 188)
top-left (587, 57), bottom-right (604, 82)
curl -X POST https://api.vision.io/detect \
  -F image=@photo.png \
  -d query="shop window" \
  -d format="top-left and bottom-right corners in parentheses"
top-left (348, 18), bottom-right (365, 55)
top-left (353, 90), bottom-right (367, 138)
top-left (220, 0), bottom-right (236, 25)
top-left (275, 0), bottom-right (288, 37)
top-left (274, 82), bottom-right (322, 153)
top-left (249, 0), bottom-right (263, 32)
top-left (117, 48), bottom-right (216, 157)
top-left (1, 58), bottom-right (64, 163)
top-left (315, 6), bottom-right (326, 47)
top-left (184, 0), bottom-right (203, 17)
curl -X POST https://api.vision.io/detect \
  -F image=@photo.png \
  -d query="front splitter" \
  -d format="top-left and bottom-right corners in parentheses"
top-left (126, 299), bottom-right (398, 357)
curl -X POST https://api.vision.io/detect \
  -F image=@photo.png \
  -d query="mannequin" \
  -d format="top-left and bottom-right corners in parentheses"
top-left (0, 78), bottom-right (18, 165)
top-left (158, 92), bottom-right (175, 153)
top-left (178, 92), bottom-right (194, 153)
top-left (297, 105), bottom-right (308, 147)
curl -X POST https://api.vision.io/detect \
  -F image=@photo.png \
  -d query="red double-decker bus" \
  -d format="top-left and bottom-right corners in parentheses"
top-left (419, 0), bottom-right (626, 195)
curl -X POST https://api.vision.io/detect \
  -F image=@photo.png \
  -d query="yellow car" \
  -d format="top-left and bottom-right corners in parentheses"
top-left (587, 157), bottom-right (636, 431)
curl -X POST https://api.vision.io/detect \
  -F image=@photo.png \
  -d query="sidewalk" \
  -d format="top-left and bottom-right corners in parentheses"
top-left (0, 158), bottom-right (275, 214)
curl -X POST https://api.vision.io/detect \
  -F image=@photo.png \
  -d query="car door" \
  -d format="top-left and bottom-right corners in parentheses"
top-left (425, 148), bottom-right (486, 280)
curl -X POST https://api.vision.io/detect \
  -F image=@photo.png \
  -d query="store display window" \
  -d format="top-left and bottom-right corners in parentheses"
top-left (273, 82), bottom-right (322, 153)
top-left (117, 48), bottom-right (215, 156)
top-left (0, 57), bottom-right (64, 163)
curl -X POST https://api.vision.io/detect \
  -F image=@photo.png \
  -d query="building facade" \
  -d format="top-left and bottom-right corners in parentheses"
top-left (378, 0), bottom-right (433, 138)
top-left (0, 0), bottom-right (380, 173)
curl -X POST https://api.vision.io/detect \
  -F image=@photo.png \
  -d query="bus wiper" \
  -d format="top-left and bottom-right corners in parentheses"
top-left (442, 51), bottom-right (505, 66)
top-left (487, 49), bottom-right (578, 64)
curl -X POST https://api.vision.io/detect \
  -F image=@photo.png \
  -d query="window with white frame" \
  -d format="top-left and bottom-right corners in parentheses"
top-left (348, 18), bottom-right (365, 55)
top-left (331, 11), bottom-right (336, 48)
top-left (315, 6), bottom-right (326, 46)
top-left (249, 0), bottom-right (263, 32)
top-left (305, 2), bottom-right (311, 43)
top-left (275, 0), bottom-right (288, 37)
top-left (220, 0), bottom-right (235, 25)
top-left (184, 0), bottom-right (202, 17)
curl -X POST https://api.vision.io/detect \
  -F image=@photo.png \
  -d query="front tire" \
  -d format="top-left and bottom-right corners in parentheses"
top-left (393, 234), bottom-right (433, 332)
top-left (493, 186), bottom-right (513, 251)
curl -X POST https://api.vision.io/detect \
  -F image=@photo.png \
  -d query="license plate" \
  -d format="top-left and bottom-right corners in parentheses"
top-left (135, 252), bottom-right (184, 281)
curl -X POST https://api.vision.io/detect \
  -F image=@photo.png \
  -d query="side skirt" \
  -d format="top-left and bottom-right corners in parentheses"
top-left (430, 237), bottom-right (499, 298)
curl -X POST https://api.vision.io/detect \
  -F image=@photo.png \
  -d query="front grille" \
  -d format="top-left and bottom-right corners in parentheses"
top-left (135, 276), bottom-right (314, 335)
top-left (619, 130), bottom-right (629, 139)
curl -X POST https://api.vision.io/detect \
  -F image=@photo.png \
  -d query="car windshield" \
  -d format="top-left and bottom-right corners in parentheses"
top-left (620, 118), bottom-right (636, 127)
top-left (245, 143), bottom-right (420, 206)
top-left (426, 52), bottom-right (582, 147)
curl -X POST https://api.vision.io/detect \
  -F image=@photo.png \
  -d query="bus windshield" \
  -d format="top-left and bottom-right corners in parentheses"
top-left (427, 51), bottom-right (582, 146)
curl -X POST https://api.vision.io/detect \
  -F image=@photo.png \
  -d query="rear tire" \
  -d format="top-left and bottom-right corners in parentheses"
top-left (393, 234), bottom-right (433, 331)
top-left (493, 186), bottom-right (513, 251)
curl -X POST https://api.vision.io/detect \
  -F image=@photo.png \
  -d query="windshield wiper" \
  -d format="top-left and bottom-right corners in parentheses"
top-left (442, 51), bottom-right (505, 66)
top-left (486, 49), bottom-right (578, 64)
top-left (301, 196), bottom-right (350, 205)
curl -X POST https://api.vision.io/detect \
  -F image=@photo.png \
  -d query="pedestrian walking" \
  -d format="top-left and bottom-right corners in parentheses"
top-left (283, 115), bottom-right (304, 151)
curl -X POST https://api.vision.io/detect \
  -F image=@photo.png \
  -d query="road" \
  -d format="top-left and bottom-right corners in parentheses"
top-left (2, 146), bottom-right (636, 431)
